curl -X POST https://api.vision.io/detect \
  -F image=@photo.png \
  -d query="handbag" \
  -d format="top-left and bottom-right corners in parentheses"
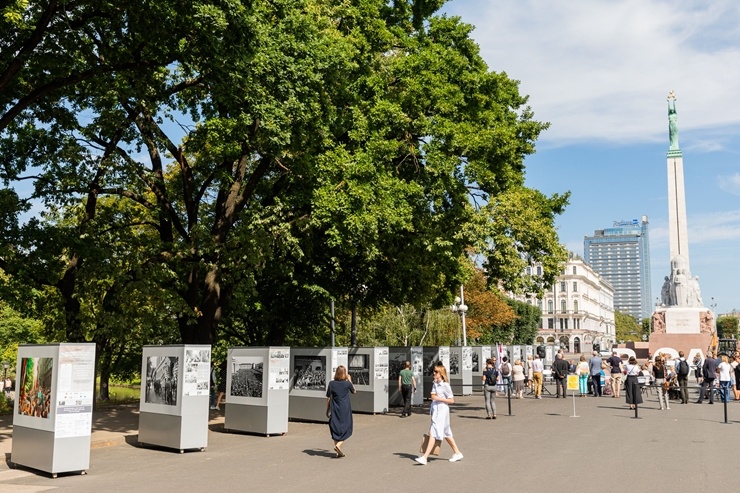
top-left (420, 434), bottom-right (441, 456)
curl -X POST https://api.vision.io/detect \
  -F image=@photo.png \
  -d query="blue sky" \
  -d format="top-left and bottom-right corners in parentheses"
top-left (444, 0), bottom-right (740, 316)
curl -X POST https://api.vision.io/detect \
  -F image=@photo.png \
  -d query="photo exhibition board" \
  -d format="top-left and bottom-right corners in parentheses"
top-left (55, 344), bottom-right (95, 438)
top-left (140, 346), bottom-right (185, 415)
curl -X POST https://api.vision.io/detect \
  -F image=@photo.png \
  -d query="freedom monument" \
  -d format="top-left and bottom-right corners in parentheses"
top-left (649, 91), bottom-right (714, 356)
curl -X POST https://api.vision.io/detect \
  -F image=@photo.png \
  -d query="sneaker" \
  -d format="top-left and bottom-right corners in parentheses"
top-left (414, 456), bottom-right (427, 465)
top-left (449, 453), bottom-right (464, 462)
top-left (210, 405), bottom-right (217, 410)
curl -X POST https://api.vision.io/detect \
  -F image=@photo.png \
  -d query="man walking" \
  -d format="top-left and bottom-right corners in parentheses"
top-left (398, 360), bottom-right (416, 417)
top-left (675, 350), bottom-right (690, 404)
top-left (552, 353), bottom-right (569, 398)
top-left (607, 351), bottom-right (623, 398)
top-left (696, 352), bottom-right (719, 404)
top-left (589, 351), bottom-right (603, 397)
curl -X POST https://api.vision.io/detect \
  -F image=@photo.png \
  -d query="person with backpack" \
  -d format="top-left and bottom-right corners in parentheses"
top-left (499, 356), bottom-right (512, 394)
top-left (481, 358), bottom-right (498, 419)
top-left (675, 350), bottom-right (690, 404)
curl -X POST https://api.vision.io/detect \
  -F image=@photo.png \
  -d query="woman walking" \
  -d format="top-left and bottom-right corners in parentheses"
top-left (326, 365), bottom-right (356, 458)
top-left (415, 364), bottom-right (463, 465)
top-left (624, 356), bottom-right (643, 409)
top-left (652, 356), bottom-right (670, 410)
top-left (481, 359), bottom-right (498, 419)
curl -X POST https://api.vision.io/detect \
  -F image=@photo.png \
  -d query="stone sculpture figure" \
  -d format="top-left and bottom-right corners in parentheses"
top-left (660, 276), bottom-right (672, 306)
top-left (700, 311), bottom-right (714, 334)
top-left (688, 276), bottom-right (703, 307)
top-left (673, 268), bottom-right (688, 307)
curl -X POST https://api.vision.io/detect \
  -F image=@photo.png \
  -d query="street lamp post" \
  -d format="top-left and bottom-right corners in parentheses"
top-left (451, 285), bottom-right (468, 346)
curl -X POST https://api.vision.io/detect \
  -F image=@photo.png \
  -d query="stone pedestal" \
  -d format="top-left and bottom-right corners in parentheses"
top-left (648, 332), bottom-right (711, 360)
top-left (649, 306), bottom-right (713, 360)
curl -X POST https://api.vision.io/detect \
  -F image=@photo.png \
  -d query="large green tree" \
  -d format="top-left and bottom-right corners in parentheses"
top-left (1, 0), bottom-right (567, 349)
top-left (717, 316), bottom-right (739, 339)
top-left (615, 311), bottom-right (640, 342)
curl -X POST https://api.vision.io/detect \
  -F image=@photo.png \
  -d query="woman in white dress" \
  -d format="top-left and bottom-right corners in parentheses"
top-left (415, 364), bottom-right (463, 465)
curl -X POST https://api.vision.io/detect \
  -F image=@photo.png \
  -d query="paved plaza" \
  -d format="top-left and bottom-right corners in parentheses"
top-left (0, 383), bottom-right (736, 492)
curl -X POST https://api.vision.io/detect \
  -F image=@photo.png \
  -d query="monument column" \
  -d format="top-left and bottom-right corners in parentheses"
top-left (649, 91), bottom-right (712, 358)
top-left (666, 90), bottom-right (690, 268)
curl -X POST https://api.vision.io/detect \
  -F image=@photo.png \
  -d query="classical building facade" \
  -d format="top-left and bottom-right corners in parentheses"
top-left (516, 254), bottom-right (615, 354)
top-left (583, 216), bottom-right (652, 321)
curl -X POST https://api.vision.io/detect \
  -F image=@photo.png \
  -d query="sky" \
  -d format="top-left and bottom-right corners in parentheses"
top-left (444, 0), bottom-right (740, 316)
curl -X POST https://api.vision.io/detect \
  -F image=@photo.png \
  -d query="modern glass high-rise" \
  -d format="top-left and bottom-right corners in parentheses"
top-left (583, 216), bottom-right (652, 321)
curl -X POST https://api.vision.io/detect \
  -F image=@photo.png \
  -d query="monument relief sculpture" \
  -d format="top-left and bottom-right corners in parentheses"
top-left (652, 311), bottom-right (666, 333)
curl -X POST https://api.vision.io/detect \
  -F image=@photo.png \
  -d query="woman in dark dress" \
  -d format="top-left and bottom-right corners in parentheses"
top-left (326, 365), bottom-right (356, 458)
top-left (624, 356), bottom-right (642, 409)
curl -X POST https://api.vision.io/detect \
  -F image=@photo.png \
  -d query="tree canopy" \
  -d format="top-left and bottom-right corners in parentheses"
top-left (0, 0), bottom-right (568, 354)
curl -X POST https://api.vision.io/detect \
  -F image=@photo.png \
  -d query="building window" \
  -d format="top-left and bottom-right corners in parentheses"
top-left (560, 299), bottom-right (566, 314)
top-left (559, 319), bottom-right (569, 331)
top-left (548, 300), bottom-right (553, 313)
top-left (573, 300), bottom-right (578, 313)
top-left (572, 266), bottom-right (577, 275)
top-left (548, 318), bottom-right (554, 329)
top-left (560, 281), bottom-right (566, 292)
top-left (537, 266), bottom-right (542, 276)
top-left (526, 266), bottom-right (531, 275)
top-left (573, 282), bottom-right (578, 292)
top-left (574, 319), bottom-right (580, 330)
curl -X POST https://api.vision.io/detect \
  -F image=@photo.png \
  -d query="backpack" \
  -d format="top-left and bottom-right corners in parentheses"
top-left (485, 368), bottom-right (498, 386)
top-left (677, 359), bottom-right (690, 377)
top-left (500, 363), bottom-right (510, 377)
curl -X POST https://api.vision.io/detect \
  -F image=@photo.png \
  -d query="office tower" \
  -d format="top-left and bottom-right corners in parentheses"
top-left (583, 216), bottom-right (652, 321)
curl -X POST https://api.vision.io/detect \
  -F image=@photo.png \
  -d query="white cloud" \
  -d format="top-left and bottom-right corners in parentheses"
top-left (718, 173), bottom-right (740, 195)
top-left (446, 0), bottom-right (740, 147)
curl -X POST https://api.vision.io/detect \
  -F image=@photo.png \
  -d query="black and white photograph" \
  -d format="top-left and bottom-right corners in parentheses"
top-left (388, 352), bottom-right (406, 381)
top-left (449, 351), bottom-right (459, 375)
top-left (230, 356), bottom-right (264, 398)
top-left (293, 356), bottom-right (326, 391)
top-left (145, 356), bottom-right (179, 406)
top-left (185, 348), bottom-right (210, 364)
top-left (472, 350), bottom-right (479, 372)
top-left (348, 354), bottom-right (370, 386)
top-left (423, 352), bottom-right (437, 376)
